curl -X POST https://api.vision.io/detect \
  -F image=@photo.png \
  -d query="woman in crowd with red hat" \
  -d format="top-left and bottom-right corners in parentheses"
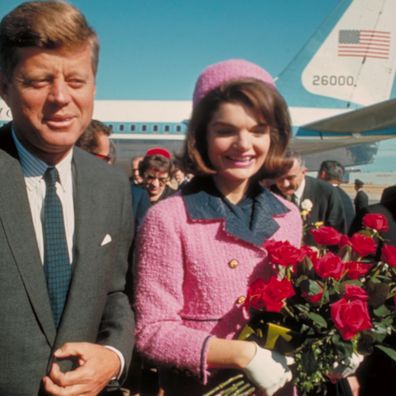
top-left (133, 59), bottom-right (301, 395)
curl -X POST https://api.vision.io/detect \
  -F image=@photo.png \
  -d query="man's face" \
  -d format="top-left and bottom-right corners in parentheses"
top-left (143, 167), bottom-right (169, 203)
top-left (275, 159), bottom-right (306, 197)
top-left (0, 45), bottom-right (96, 164)
top-left (132, 158), bottom-right (143, 184)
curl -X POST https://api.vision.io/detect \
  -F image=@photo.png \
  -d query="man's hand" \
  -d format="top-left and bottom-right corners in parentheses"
top-left (42, 342), bottom-right (120, 396)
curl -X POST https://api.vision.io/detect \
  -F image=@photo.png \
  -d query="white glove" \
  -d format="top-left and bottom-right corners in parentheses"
top-left (327, 353), bottom-right (364, 383)
top-left (243, 344), bottom-right (294, 396)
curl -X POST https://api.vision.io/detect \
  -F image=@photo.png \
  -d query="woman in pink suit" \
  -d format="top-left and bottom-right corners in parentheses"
top-left (134, 59), bottom-right (302, 396)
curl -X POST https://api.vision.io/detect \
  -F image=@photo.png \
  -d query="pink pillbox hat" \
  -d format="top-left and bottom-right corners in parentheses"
top-left (192, 59), bottom-right (276, 107)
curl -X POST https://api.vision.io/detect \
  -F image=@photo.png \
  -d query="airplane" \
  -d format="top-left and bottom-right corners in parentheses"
top-left (1, 0), bottom-right (395, 173)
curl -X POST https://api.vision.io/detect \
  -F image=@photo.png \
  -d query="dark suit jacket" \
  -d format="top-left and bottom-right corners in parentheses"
top-left (131, 184), bottom-right (150, 231)
top-left (0, 124), bottom-right (135, 395)
top-left (354, 189), bottom-right (369, 212)
top-left (335, 185), bottom-right (355, 230)
top-left (381, 184), bottom-right (396, 204)
top-left (349, 198), bottom-right (396, 395)
top-left (301, 176), bottom-right (346, 244)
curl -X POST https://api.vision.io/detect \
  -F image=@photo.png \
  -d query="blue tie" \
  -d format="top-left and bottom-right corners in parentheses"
top-left (43, 167), bottom-right (71, 327)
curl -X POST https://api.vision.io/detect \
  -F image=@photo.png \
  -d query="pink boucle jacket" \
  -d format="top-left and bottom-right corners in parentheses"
top-left (134, 190), bottom-right (302, 387)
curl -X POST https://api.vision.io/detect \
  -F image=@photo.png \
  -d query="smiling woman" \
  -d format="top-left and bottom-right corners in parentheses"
top-left (133, 59), bottom-right (302, 396)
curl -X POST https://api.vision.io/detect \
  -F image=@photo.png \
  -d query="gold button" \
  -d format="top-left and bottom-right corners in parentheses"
top-left (228, 259), bottom-right (239, 268)
top-left (236, 295), bottom-right (246, 305)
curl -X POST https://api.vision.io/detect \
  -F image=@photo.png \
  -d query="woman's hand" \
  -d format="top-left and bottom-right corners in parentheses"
top-left (327, 353), bottom-right (364, 383)
top-left (242, 343), bottom-right (293, 396)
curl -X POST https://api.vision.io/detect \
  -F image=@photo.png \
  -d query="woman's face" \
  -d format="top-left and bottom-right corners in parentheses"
top-left (207, 101), bottom-right (270, 193)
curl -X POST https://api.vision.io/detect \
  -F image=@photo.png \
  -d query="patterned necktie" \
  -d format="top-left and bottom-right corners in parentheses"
top-left (43, 167), bottom-right (71, 327)
top-left (291, 194), bottom-right (299, 207)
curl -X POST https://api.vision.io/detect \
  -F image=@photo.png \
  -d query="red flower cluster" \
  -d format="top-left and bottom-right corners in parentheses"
top-left (245, 277), bottom-right (295, 312)
top-left (244, 212), bottom-right (396, 344)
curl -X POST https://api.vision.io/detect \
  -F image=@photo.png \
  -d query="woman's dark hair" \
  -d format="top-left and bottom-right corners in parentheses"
top-left (180, 78), bottom-right (292, 180)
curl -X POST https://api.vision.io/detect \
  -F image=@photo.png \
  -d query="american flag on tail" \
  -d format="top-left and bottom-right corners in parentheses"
top-left (338, 29), bottom-right (391, 59)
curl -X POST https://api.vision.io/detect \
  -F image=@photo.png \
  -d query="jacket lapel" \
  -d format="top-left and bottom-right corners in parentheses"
top-left (0, 146), bottom-right (56, 345)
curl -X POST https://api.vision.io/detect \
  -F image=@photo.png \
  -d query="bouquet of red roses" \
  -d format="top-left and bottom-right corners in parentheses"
top-left (206, 213), bottom-right (396, 396)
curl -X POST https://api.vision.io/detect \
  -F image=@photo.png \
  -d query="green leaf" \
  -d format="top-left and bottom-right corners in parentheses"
top-left (373, 304), bottom-right (392, 318)
top-left (306, 312), bottom-right (327, 328)
top-left (367, 281), bottom-right (390, 308)
top-left (375, 345), bottom-right (396, 362)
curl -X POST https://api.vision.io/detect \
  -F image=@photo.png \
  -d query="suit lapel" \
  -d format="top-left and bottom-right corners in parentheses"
top-left (301, 176), bottom-right (312, 201)
top-left (0, 138), bottom-right (56, 345)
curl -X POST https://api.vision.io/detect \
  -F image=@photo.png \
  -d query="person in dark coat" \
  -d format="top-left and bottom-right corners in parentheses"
top-left (272, 152), bottom-right (347, 245)
top-left (318, 160), bottom-right (355, 230)
top-left (353, 179), bottom-right (369, 212)
top-left (0, 2), bottom-right (134, 394)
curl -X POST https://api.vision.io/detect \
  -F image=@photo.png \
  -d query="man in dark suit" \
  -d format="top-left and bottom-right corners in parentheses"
top-left (380, 184), bottom-right (396, 204)
top-left (273, 153), bottom-right (347, 245)
top-left (0, 2), bottom-right (134, 395)
top-left (318, 160), bottom-right (355, 229)
top-left (349, 191), bottom-right (396, 396)
top-left (353, 178), bottom-right (369, 212)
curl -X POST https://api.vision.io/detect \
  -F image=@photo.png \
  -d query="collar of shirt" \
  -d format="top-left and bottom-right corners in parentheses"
top-left (11, 129), bottom-right (75, 264)
top-left (11, 129), bottom-right (73, 191)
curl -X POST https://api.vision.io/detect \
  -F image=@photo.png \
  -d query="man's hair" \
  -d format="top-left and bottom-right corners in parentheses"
top-left (140, 154), bottom-right (173, 176)
top-left (0, 1), bottom-right (99, 77)
top-left (284, 150), bottom-right (306, 169)
top-left (180, 79), bottom-right (292, 180)
top-left (76, 119), bottom-right (111, 153)
top-left (319, 160), bottom-right (345, 182)
top-left (355, 179), bottom-right (364, 188)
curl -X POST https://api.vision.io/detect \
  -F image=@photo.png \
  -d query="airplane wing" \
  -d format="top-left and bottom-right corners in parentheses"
top-left (291, 98), bottom-right (396, 154)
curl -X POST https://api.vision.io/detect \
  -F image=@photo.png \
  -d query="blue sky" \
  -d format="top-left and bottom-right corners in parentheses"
top-left (1, 0), bottom-right (339, 100)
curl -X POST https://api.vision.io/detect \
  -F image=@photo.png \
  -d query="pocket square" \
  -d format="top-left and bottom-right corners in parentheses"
top-left (101, 234), bottom-right (112, 246)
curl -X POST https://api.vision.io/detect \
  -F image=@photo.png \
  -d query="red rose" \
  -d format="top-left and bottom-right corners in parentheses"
top-left (362, 213), bottom-right (389, 232)
top-left (300, 245), bottom-right (318, 262)
top-left (339, 234), bottom-right (351, 248)
top-left (310, 226), bottom-right (342, 246)
top-left (343, 284), bottom-right (368, 301)
top-left (245, 277), bottom-right (295, 313)
top-left (381, 244), bottom-right (396, 267)
top-left (345, 261), bottom-right (372, 280)
top-left (350, 233), bottom-right (377, 257)
top-left (265, 240), bottom-right (305, 267)
top-left (331, 297), bottom-right (372, 340)
top-left (314, 252), bottom-right (345, 280)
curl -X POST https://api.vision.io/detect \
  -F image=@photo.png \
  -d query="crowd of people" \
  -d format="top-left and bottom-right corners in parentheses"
top-left (0, 2), bottom-right (395, 396)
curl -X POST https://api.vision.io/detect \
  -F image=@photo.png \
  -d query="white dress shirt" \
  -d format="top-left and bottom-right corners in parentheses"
top-left (12, 130), bottom-right (75, 265)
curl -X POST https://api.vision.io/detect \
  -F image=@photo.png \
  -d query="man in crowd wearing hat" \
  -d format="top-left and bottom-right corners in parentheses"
top-left (0, 2), bottom-right (134, 394)
top-left (140, 147), bottom-right (176, 204)
top-left (354, 178), bottom-right (369, 212)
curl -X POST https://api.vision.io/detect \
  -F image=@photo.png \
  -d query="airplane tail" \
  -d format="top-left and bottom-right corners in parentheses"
top-left (276, 0), bottom-right (396, 109)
